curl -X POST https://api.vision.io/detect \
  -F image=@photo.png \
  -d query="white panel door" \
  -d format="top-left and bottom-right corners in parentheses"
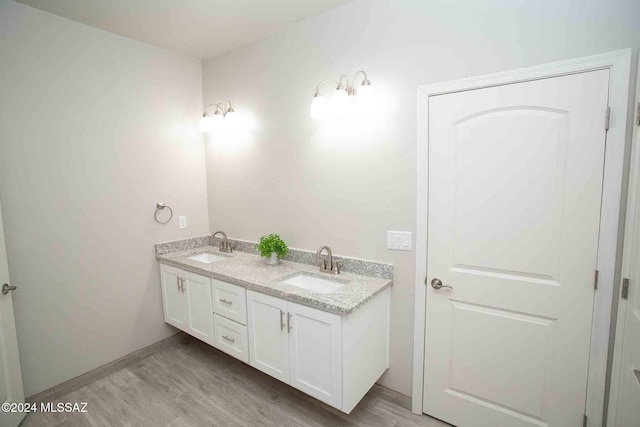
top-left (288, 301), bottom-right (342, 408)
top-left (183, 270), bottom-right (214, 346)
top-left (0, 203), bottom-right (26, 427)
top-left (160, 264), bottom-right (187, 331)
top-left (612, 120), bottom-right (640, 427)
top-left (247, 290), bottom-right (290, 383)
top-left (423, 70), bottom-right (610, 427)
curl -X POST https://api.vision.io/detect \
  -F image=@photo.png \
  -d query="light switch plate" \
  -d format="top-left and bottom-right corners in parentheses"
top-left (179, 216), bottom-right (187, 229)
top-left (387, 231), bottom-right (412, 251)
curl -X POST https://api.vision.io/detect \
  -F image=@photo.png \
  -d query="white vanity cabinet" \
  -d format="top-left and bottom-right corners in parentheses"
top-left (247, 288), bottom-right (390, 413)
top-left (160, 261), bottom-right (390, 414)
top-left (160, 264), bottom-right (215, 346)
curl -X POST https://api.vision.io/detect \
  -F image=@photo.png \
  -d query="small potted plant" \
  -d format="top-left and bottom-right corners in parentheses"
top-left (256, 233), bottom-right (289, 266)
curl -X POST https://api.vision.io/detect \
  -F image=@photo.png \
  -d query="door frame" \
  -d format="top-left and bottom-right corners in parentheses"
top-left (412, 49), bottom-right (634, 426)
top-left (606, 55), bottom-right (640, 427)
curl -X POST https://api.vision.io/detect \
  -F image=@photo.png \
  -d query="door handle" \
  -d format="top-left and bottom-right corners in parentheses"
top-left (180, 278), bottom-right (186, 293)
top-left (2, 283), bottom-right (16, 295)
top-left (287, 313), bottom-right (293, 332)
top-left (280, 310), bottom-right (285, 331)
top-left (430, 278), bottom-right (453, 290)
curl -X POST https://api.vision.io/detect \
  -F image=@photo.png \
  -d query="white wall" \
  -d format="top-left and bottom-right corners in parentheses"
top-left (202, 0), bottom-right (640, 395)
top-left (0, 0), bottom-right (209, 396)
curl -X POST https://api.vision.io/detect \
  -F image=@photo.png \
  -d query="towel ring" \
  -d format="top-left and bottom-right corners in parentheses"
top-left (154, 202), bottom-right (173, 224)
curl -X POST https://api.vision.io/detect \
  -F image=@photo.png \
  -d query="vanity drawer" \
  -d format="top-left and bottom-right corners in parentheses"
top-left (212, 279), bottom-right (247, 325)
top-left (213, 314), bottom-right (249, 363)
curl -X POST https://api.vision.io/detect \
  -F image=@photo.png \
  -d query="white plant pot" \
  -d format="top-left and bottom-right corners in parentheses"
top-left (263, 252), bottom-right (280, 266)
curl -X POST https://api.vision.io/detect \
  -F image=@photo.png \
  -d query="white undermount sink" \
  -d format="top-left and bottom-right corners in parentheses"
top-left (282, 273), bottom-right (343, 294)
top-left (187, 253), bottom-right (229, 264)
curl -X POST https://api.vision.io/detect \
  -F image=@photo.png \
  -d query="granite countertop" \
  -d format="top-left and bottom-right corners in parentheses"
top-left (158, 246), bottom-right (392, 314)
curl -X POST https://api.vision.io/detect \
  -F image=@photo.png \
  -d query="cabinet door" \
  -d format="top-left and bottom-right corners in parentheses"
top-left (288, 301), bottom-right (342, 408)
top-left (247, 290), bottom-right (290, 383)
top-left (183, 270), bottom-right (214, 346)
top-left (160, 265), bottom-right (188, 331)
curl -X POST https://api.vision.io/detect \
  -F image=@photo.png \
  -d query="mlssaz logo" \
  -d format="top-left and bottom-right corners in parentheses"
top-left (40, 402), bottom-right (88, 413)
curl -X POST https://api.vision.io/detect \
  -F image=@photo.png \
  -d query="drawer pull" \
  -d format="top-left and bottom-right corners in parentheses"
top-left (221, 335), bottom-right (235, 343)
top-left (219, 298), bottom-right (233, 305)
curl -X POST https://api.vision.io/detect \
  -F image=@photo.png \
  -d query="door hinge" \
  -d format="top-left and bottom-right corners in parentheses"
top-left (594, 270), bottom-right (599, 290)
top-left (583, 414), bottom-right (587, 427)
top-left (605, 107), bottom-right (611, 130)
top-left (621, 277), bottom-right (630, 300)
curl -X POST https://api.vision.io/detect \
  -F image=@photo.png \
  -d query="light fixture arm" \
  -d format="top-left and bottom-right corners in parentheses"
top-left (351, 70), bottom-right (369, 89)
top-left (203, 103), bottom-right (228, 117)
top-left (314, 79), bottom-right (341, 95)
top-left (314, 71), bottom-right (370, 96)
top-left (338, 74), bottom-right (349, 89)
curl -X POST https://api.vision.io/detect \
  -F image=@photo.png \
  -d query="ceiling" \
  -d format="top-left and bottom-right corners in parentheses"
top-left (15, 0), bottom-right (353, 59)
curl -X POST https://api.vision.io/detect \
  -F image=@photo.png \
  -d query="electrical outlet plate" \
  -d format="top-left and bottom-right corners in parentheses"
top-left (387, 231), bottom-right (412, 251)
top-left (179, 216), bottom-right (187, 229)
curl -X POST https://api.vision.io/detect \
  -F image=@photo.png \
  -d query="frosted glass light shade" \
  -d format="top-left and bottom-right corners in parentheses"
top-left (310, 95), bottom-right (328, 119)
top-left (357, 84), bottom-right (373, 106)
top-left (332, 88), bottom-right (349, 114)
top-left (224, 109), bottom-right (236, 125)
top-left (212, 112), bottom-right (224, 125)
top-left (199, 115), bottom-right (213, 133)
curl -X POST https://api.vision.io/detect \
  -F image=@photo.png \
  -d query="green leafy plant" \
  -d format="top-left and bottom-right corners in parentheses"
top-left (256, 234), bottom-right (289, 259)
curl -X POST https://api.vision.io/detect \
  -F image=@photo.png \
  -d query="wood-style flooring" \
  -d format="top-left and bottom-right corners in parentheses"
top-left (20, 336), bottom-right (450, 427)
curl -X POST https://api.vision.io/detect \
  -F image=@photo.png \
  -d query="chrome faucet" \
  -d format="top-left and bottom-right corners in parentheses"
top-left (212, 231), bottom-right (233, 253)
top-left (316, 245), bottom-right (342, 275)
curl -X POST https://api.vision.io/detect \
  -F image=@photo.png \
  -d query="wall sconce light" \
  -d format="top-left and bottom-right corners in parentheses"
top-left (199, 101), bottom-right (235, 133)
top-left (311, 71), bottom-right (372, 119)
